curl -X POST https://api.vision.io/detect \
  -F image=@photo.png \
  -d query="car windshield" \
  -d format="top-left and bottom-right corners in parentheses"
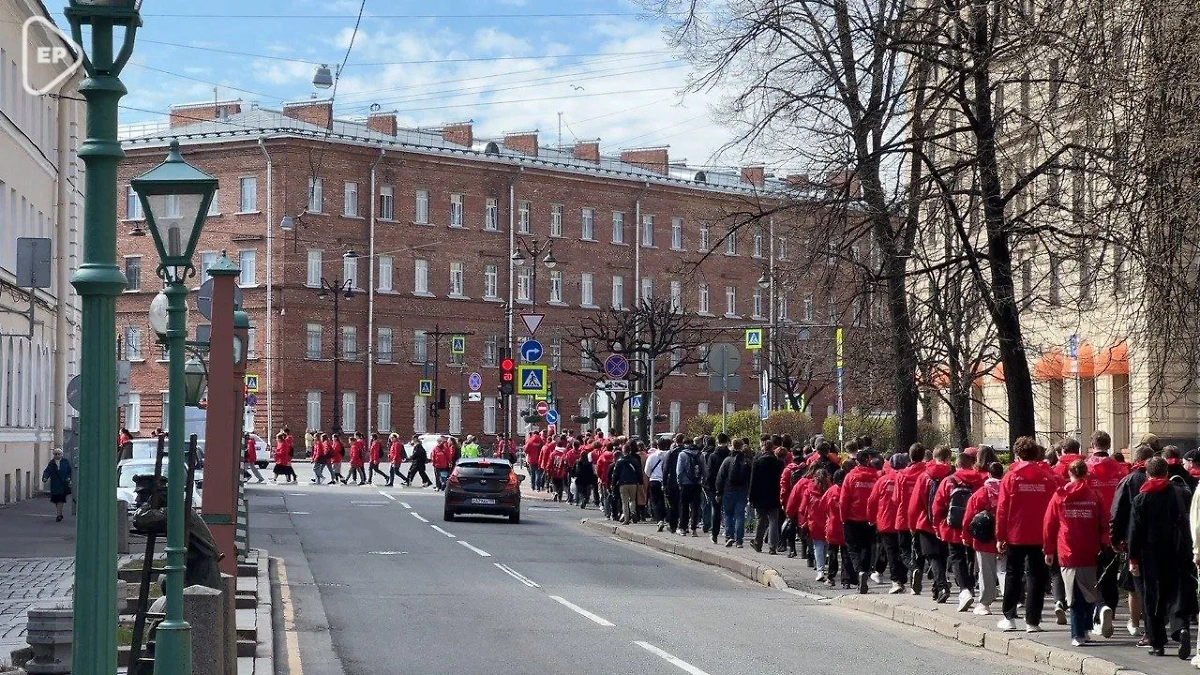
top-left (456, 461), bottom-right (512, 478)
top-left (117, 463), bottom-right (160, 488)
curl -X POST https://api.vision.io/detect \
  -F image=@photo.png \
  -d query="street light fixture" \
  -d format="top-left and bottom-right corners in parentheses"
top-left (184, 356), bottom-right (208, 407)
top-left (317, 252), bottom-right (357, 433)
top-left (131, 138), bottom-right (218, 675)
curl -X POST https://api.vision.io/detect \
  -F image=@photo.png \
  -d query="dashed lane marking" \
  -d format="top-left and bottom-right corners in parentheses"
top-left (457, 541), bottom-right (492, 557)
top-left (634, 641), bottom-right (712, 675)
top-left (378, 491), bottom-right (396, 501)
top-left (411, 512), bottom-right (429, 523)
top-left (494, 563), bottom-right (540, 588)
top-left (548, 595), bottom-right (614, 627)
top-left (430, 525), bottom-right (457, 538)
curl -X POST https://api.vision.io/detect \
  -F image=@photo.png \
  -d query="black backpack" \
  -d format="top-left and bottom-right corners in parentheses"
top-left (924, 476), bottom-right (943, 525)
top-left (946, 478), bottom-right (974, 529)
top-left (684, 452), bottom-right (703, 483)
top-left (968, 508), bottom-right (995, 543)
top-left (789, 466), bottom-right (805, 486)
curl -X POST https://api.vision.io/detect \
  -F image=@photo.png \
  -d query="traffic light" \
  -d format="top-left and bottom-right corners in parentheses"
top-left (499, 351), bottom-right (515, 395)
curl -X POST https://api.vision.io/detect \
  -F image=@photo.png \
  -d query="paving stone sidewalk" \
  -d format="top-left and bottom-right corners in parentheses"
top-left (585, 516), bottom-right (1191, 675)
top-left (0, 557), bottom-right (74, 657)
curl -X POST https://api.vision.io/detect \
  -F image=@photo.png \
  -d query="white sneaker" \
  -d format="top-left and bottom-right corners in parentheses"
top-left (1025, 623), bottom-right (1044, 633)
top-left (1099, 606), bottom-right (1114, 638)
top-left (957, 590), bottom-right (974, 612)
top-left (997, 618), bottom-right (1018, 631)
top-left (816, 572), bottom-right (827, 582)
top-left (1054, 601), bottom-right (1067, 626)
top-left (888, 582), bottom-right (904, 594)
top-left (870, 571), bottom-right (882, 585)
top-left (1126, 619), bottom-right (1139, 636)
top-left (973, 604), bottom-right (991, 616)
top-left (1189, 653), bottom-right (1200, 666)
top-left (1071, 639), bottom-right (1084, 647)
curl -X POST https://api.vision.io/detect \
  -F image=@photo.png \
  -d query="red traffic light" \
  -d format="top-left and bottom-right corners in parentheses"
top-left (500, 358), bottom-right (514, 370)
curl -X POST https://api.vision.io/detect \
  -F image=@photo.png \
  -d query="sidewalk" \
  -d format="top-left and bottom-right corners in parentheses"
top-left (0, 497), bottom-right (76, 658)
top-left (584, 516), bottom-right (1189, 675)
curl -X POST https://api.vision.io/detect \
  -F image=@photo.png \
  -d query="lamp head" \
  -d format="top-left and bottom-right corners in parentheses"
top-left (542, 250), bottom-right (558, 269)
top-left (131, 140), bottom-right (218, 282)
top-left (313, 64), bottom-right (334, 89)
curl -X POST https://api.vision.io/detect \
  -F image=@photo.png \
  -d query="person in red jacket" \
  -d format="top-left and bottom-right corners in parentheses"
top-left (841, 449), bottom-right (881, 594)
top-left (963, 462), bottom-right (1004, 615)
top-left (805, 470), bottom-right (833, 581)
top-left (273, 432), bottom-right (296, 483)
top-left (932, 448), bottom-right (988, 611)
top-left (824, 470), bottom-right (849, 588)
top-left (367, 433), bottom-right (387, 484)
top-left (430, 438), bottom-right (453, 490)
top-left (596, 444), bottom-right (616, 518)
top-left (564, 441), bottom-right (582, 504)
top-left (310, 433), bottom-right (328, 485)
top-left (328, 434), bottom-right (346, 485)
top-left (540, 437), bottom-right (558, 493)
top-left (780, 452), bottom-right (806, 515)
top-left (896, 443), bottom-right (929, 594)
top-left (546, 443), bottom-right (570, 501)
top-left (908, 444), bottom-right (954, 601)
top-left (243, 432), bottom-right (265, 483)
top-left (869, 453), bottom-right (910, 593)
top-left (1083, 429), bottom-right (1125, 636)
top-left (996, 436), bottom-right (1059, 632)
top-left (524, 432), bottom-right (544, 490)
top-left (1052, 438), bottom-right (1084, 482)
top-left (347, 432), bottom-right (367, 485)
top-left (1043, 459), bottom-right (1106, 646)
top-left (386, 433), bottom-right (409, 487)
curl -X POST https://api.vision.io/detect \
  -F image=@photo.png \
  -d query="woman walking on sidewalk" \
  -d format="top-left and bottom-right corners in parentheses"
top-left (347, 432), bottom-right (367, 485)
top-left (42, 448), bottom-right (72, 522)
top-left (1043, 459), bottom-right (1105, 647)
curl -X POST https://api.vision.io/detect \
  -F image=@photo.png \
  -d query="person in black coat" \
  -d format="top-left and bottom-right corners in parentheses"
top-left (574, 451), bottom-right (597, 510)
top-left (42, 448), bottom-right (72, 522)
top-left (662, 435), bottom-right (684, 534)
top-left (749, 441), bottom-right (784, 554)
top-left (1128, 457), bottom-right (1197, 657)
top-left (704, 434), bottom-right (731, 543)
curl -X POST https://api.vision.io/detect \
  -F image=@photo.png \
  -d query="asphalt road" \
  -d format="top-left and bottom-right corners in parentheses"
top-left (251, 467), bottom-right (1053, 675)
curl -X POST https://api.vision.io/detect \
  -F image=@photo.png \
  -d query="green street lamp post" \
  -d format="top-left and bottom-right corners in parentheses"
top-left (133, 139), bottom-right (218, 675)
top-left (62, 2), bottom-right (142, 673)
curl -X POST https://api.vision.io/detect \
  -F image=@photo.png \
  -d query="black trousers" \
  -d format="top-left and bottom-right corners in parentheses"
top-left (844, 521), bottom-right (876, 583)
top-left (649, 481), bottom-right (666, 522)
top-left (880, 532), bottom-right (909, 583)
top-left (907, 531), bottom-right (926, 589)
top-left (679, 484), bottom-right (702, 532)
top-left (949, 542), bottom-right (975, 592)
top-left (920, 531), bottom-right (949, 592)
top-left (369, 462), bottom-right (388, 483)
top-left (703, 486), bottom-right (721, 539)
top-left (1096, 547), bottom-right (1120, 610)
top-left (406, 463), bottom-right (431, 485)
top-left (387, 465), bottom-right (408, 485)
top-left (1002, 544), bottom-right (1049, 626)
top-left (665, 484), bottom-right (681, 532)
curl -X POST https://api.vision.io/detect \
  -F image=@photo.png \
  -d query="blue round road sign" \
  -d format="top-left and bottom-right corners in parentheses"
top-left (468, 372), bottom-right (482, 392)
top-left (604, 353), bottom-right (629, 379)
top-left (521, 339), bottom-right (544, 363)
top-left (545, 409), bottom-right (560, 425)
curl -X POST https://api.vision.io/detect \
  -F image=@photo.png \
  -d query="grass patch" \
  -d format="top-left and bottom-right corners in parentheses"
top-left (117, 626), bottom-right (133, 647)
top-left (120, 556), bottom-right (166, 571)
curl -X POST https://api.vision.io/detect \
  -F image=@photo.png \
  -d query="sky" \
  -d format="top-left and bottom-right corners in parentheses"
top-left (50, 0), bottom-right (756, 172)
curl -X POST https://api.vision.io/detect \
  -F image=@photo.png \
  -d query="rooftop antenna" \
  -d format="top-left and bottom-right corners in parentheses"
top-left (558, 112), bottom-right (562, 149)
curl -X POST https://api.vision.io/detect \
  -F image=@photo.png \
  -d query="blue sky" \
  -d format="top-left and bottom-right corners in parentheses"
top-left (51, 0), bottom-right (752, 170)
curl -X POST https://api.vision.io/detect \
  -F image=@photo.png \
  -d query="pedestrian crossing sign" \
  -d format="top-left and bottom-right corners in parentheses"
top-left (418, 379), bottom-right (433, 396)
top-left (744, 328), bottom-right (763, 350)
top-left (515, 365), bottom-right (548, 395)
top-left (450, 335), bottom-right (466, 355)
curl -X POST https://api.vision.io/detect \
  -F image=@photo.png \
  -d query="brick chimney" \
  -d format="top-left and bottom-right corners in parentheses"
top-left (367, 112), bottom-right (397, 136)
top-left (282, 100), bottom-right (333, 130)
top-left (441, 121), bottom-right (473, 147)
top-left (828, 170), bottom-right (862, 198)
top-left (784, 174), bottom-right (810, 189)
top-left (619, 147), bottom-right (669, 175)
top-left (740, 166), bottom-right (766, 188)
top-left (503, 131), bottom-right (539, 157)
top-left (169, 100), bottom-right (243, 128)
top-left (572, 140), bottom-right (600, 164)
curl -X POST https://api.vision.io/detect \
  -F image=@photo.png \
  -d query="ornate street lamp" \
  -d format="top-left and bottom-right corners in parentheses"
top-left (131, 138), bottom-right (217, 675)
top-left (184, 356), bottom-right (208, 407)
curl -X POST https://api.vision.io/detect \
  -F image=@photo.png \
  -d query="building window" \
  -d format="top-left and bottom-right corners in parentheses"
top-left (581, 273), bottom-right (594, 306)
top-left (449, 262), bottom-right (465, 297)
top-left (804, 293), bottom-right (814, 322)
top-left (699, 346), bottom-right (710, 375)
top-left (640, 277), bottom-right (654, 304)
top-left (238, 177), bottom-right (256, 212)
top-left (341, 326), bottom-right (357, 361)
top-left (753, 232), bottom-right (763, 258)
top-left (484, 335), bottom-right (498, 367)
top-left (378, 256), bottom-right (393, 291)
top-left (1049, 254), bottom-right (1062, 306)
top-left (124, 393), bottom-right (141, 431)
top-left (612, 275), bottom-right (624, 310)
top-left (414, 259), bottom-right (429, 294)
top-left (415, 189), bottom-right (429, 224)
top-left (641, 214), bottom-right (655, 247)
top-left (247, 322), bottom-right (258, 359)
top-left (581, 339), bottom-right (596, 371)
top-left (549, 336), bottom-right (562, 370)
top-left (343, 255), bottom-right (358, 289)
top-left (518, 200), bottom-right (531, 234)
top-left (671, 348), bottom-right (682, 369)
top-left (777, 237), bottom-right (788, 260)
top-left (485, 198), bottom-right (498, 231)
top-left (449, 193), bottom-right (464, 227)
top-left (670, 280), bottom-right (682, 311)
top-left (698, 284), bottom-right (710, 314)
top-left (343, 181), bottom-right (358, 217)
top-left (342, 392), bottom-right (356, 433)
top-left (725, 229), bottom-right (738, 255)
top-left (124, 256), bottom-right (141, 291)
top-left (413, 396), bottom-right (427, 433)
top-left (1021, 257), bottom-right (1033, 302)
top-left (753, 289), bottom-right (763, 318)
top-left (549, 270), bottom-right (563, 303)
top-left (378, 327), bottom-right (393, 362)
top-left (123, 326), bottom-right (143, 361)
top-left (612, 211), bottom-right (625, 243)
top-left (483, 264), bottom-right (499, 299)
top-left (200, 251), bottom-right (218, 280)
top-left (483, 397), bottom-right (497, 435)
top-left (778, 294), bottom-right (789, 321)
top-left (413, 330), bottom-right (428, 363)
top-left (307, 249), bottom-right (323, 287)
top-left (308, 177), bottom-right (323, 213)
top-left (126, 185), bottom-right (142, 219)
top-left (238, 250), bottom-right (256, 287)
top-left (377, 393), bottom-right (392, 432)
top-left (698, 401), bottom-right (709, 416)
top-left (581, 208), bottom-right (595, 240)
top-left (379, 185), bottom-right (394, 220)
top-left (550, 203), bottom-right (563, 237)
top-left (449, 395), bottom-right (463, 435)
top-left (306, 323), bottom-right (322, 359)
top-left (725, 286), bottom-right (737, 316)
top-left (671, 217), bottom-right (683, 250)
top-left (517, 267), bottom-right (532, 302)
top-left (699, 225), bottom-right (709, 251)
top-left (306, 391), bottom-right (321, 430)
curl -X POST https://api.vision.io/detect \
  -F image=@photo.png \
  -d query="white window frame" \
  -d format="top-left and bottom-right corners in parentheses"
top-left (612, 275), bottom-right (624, 310)
top-left (550, 203), bottom-right (563, 237)
top-left (308, 177), bottom-right (323, 213)
top-left (671, 217), bottom-right (683, 250)
top-left (483, 264), bottom-right (499, 299)
top-left (640, 277), bottom-right (653, 304)
top-left (379, 185), bottom-right (395, 220)
top-left (517, 267), bottom-right (532, 303)
top-left (449, 395), bottom-right (463, 435)
top-left (343, 181), bottom-right (358, 217)
top-left (413, 330), bottom-right (428, 364)
top-left (581, 273), bottom-right (594, 307)
top-left (306, 391), bottom-right (321, 430)
top-left (449, 262), bottom-right (466, 297)
top-left (725, 229), bottom-right (738, 255)
top-left (306, 250), bottom-right (323, 287)
top-left (581, 208), bottom-right (595, 240)
top-left (612, 211), bottom-right (625, 243)
top-left (753, 289), bottom-right (764, 318)
top-left (342, 326), bottom-right (357, 361)
top-left (413, 396), bottom-right (428, 433)
top-left (306, 323), bottom-right (322, 360)
top-left (124, 326), bottom-right (143, 361)
top-left (378, 255), bottom-right (393, 291)
top-left (377, 326), bottom-right (393, 363)
top-left (377, 393), bottom-right (392, 432)
top-left (670, 280), bottom-right (682, 311)
top-left (698, 284), bottom-right (710, 314)
top-left (342, 392), bottom-right (357, 433)
top-left (343, 256), bottom-right (358, 289)
top-left (549, 270), bottom-right (564, 303)
top-left (414, 259), bottom-right (429, 294)
top-left (238, 176), bottom-right (257, 213)
top-left (485, 197), bottom-right (499, 231)
top-left (699, 225), bottom-right (710, 251)
top-left (415, 189), bottom-right (429, 224)
top-left (483, 396), bottom-right (497, 435)
top-left (238, 249), bottom-right (256, 287)
top-left (124, 392), bottom-right (141, 431)
top-left (126, 185), bottom-right (143, 219)
top-left (449, 193), bottom-right (464, 227)
top-left (753, 232), bottom-right (763, 258)
top-left (725, 285), bottom-right (737, 317)
top-left (518, 200), bottom-right (531, 234)
top-left (641, 214), bottom-right (655, 247)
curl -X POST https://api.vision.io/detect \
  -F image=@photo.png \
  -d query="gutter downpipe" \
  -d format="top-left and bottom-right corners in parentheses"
top-left (367, 148), bottom-right (385, 434)
top-left (633, 181), bottom-right (650, 438)
top-left (506, 166), bottom-right (523, 441)
top-left (258, 138), bottom-right (274, 436)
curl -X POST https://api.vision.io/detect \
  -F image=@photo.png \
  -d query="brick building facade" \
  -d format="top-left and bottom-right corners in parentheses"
top-left (114, 98), bottom-right (880, 441)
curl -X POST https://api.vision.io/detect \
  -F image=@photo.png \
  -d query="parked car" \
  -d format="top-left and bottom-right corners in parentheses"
top-left (405, 433), bottom-right (457, 458)
top-left (116, 457), bottom-right (203, 529)
top-left (443, 458), bottom-right (522, 523)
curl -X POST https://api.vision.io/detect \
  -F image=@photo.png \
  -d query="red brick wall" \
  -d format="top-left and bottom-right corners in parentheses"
top-left (619, 148), bottom-right (669, 175)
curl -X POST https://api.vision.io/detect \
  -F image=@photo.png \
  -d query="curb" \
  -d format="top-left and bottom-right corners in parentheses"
top-left (252, 548), bottom-right (274, 675)
top-left (581, 519), bottom-right (1150, 675)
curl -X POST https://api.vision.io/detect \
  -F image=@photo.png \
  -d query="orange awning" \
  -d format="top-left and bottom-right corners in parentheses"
top-left (1095, 341), bottom-right (1130, 376)
top-left (1033, 350), bottom-right (1065, 382)
top-left (1071, 342), bottom-right (1096, 378)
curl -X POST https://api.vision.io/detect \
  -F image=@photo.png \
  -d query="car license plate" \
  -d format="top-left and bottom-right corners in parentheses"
top-left (472, 498), bottom-right (497, 505)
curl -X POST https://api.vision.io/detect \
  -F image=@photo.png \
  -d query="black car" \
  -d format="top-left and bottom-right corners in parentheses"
top-left (443, 458), bottom-right (523, 523)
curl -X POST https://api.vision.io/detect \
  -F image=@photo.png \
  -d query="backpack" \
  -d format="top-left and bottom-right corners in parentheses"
top-left (925, 476), bottom-right (943, 526)
top-left (684, 452), bottom-right (702, 483)
top-left (789, 466), bottom-right (805, 486)
top-left (946, 479), bottom-right (974, 529)
top-left (968, 508), bottom-right (995, 543)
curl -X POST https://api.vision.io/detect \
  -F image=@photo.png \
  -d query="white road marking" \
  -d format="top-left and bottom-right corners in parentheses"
top-left (457, 541), bottom-right (492, 557)
top-left (378, 491), bottom-right (395, 501)
top-left (411, 512), bottom-right (429, 523)
top-left (287, 493), bottom-right (308, 496)
top-left (368, 551), bottom-right (406, 555)
top-left (548, 595), bottom-right (615, 627)
top-left (400, 502), bottom-right (411, 509)
top-left (288, 511), bottom-right (311, 515)
top-left (634, 641), bottom-right (712, 675)
top-left (430, 525), bottom-right (457, 538)
top-left (350, 501), bottom-right (388, 505)
top-left (494, 563), bottom-right (540, 588)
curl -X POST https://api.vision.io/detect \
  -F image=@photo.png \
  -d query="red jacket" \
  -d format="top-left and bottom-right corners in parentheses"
top-left (524, 435), bottom-right (543, 467)
top-left (805, 483), bottom-right (829, 541)
top-left (546, 448), bottom-right (570, 479)
top-left (273, 441), bottom-right (291, 466)
top-left (823, 485), bottom-right (845, 546)
top-left (369, 440), bottom-right (382, 465)
top-left (931, 468), bottom-right (987, 543)
top-left (1043, 480), bottom-right (1106, 566)
top-left (244, 437), bottom-right (257, 464)
top-left (540, 441), bottom-right (557, 470)
top-left (867, 472), bottom-right (902, 533)
top-left (349, 440), bottom-right (366, 467)
top-left (329, 441), bottom-right (345, 464)
top-left (1053, 454), bottom-right (1084, 482)
top-left (840, 466), bottom-right (880, 523)
top-left (785, 478), bottom-right (807, 521)
top-left (565, 447), bottom-right (581, 468)
top-left (1085, 455), bottom-right (1128, 519)
top-left (894, 461), bottom-right (927, 531)
top-left (388, 439), bottom-right (404, 464)
top-left (962, 478), bottom-right (1000, 553)
top-left (906, 462), bottom-right (953, 535)
top-left (431, 444), bottom-right (453, 470)
top-left (596, 450), bottom-right (615, 486)
top-left (312, 441), bottom-right (327, 462)
top-left (780, 461), bottom-right (804, 507)
top-left (996, 460), bottom-right (1059, 547)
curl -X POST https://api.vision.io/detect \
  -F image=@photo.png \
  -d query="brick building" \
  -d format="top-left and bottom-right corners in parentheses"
top-left (115, 98), bottom-right (879, 441)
